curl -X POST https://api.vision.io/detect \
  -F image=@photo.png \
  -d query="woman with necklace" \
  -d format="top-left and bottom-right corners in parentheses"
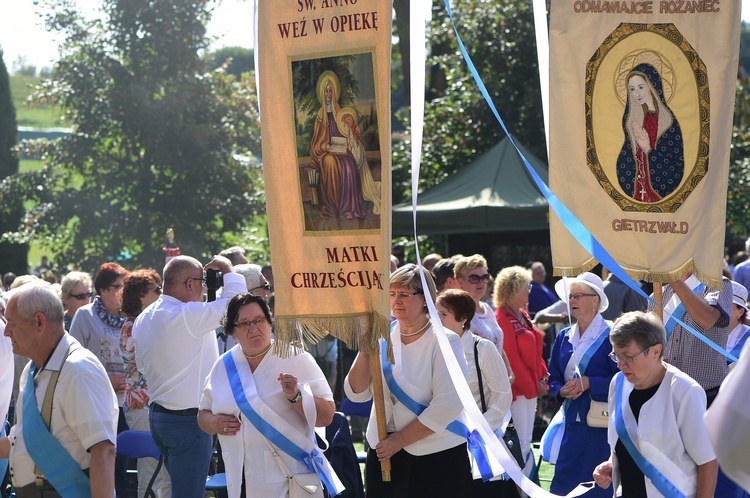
top-left (69, 261), bottom-right (131, 497)
top-left (198, 293), bottom-right (339, 498)
top-left (493, 265), bottom-right (547, 479)
top-left (593, 311), bottom-right (717, 497)
top-left (545, 272), bottom-right (619, 497)
top-left (345, 264), bottom-right (468, 498)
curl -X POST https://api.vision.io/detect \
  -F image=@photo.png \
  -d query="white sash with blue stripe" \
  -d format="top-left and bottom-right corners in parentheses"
top-left (663, 276), bottom-right (705, 340)
top-left (541, 322), bottom-right (611, 463)
top-left (613, 373), bottom-right (694, 498)
top-left (222, 348), bottom-right (344, 496)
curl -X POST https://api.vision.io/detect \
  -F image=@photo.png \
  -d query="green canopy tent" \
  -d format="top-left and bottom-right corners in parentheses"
top-left (392, 137), bottom-right (550, 242)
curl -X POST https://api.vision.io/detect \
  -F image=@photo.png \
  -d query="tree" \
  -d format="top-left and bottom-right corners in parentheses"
top-left (204, 46), bottom-right (255, 80)
top-left (392, 0), bottom-right (545, 204)
top-left (1, 0), bottom-right (263, 271)
top-left (0, 49), bottom-right (28, 275)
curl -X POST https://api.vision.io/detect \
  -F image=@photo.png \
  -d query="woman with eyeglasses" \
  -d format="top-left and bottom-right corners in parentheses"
top-left (593, 311), bottom-right (718, 497)
top-left (493, 265), bottom-right (547, 479)
top-left (119, 269), bottom-right (171, 497)
top-left (69, 262), bottom-right (131, 496)
top-left (345, 264), bottom-right (468, 498)
top-left (198, 293), bottom-right (339, 498)
top-left (60, 271), bottom-right (94, 331)
top-left (544, 272), bottom-right (619, 496)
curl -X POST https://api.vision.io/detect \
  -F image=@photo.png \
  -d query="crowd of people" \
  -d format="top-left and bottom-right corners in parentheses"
top-left (0, 242), bottom-right (749, 498)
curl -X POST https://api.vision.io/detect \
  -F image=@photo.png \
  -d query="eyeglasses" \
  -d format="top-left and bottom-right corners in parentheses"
top-left (234, 317), bottom-right (267, 330)
top-left (568, 293), bottom-right (598, 300)
top-left (389, 291), bottom-right (423, 300)
top-left (108, 284), bottom-right (124, 291)
top-left (184, 277), bottom-right (207, 287)
top-left (466, 274), bottom-right (490, 284)
top-left (69, 291), bottom-right (93, 300)
top-left (250, 282), bottom-right (270, 292)
top-left (608, 346), bottom-right (653, 365)
top-left (153, 285), bottom-right (162, 294)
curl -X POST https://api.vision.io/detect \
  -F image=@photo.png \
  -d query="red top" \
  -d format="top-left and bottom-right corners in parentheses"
top-left (496, 307), bottom-right (547, 400)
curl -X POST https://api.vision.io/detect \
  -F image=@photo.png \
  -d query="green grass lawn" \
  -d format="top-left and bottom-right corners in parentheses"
top-left (10, 75), bottom-right (64, 129)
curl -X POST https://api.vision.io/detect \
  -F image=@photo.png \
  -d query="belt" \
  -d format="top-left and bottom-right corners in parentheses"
top-left (14, 469), bottom-right (89, 498)
top-left (151, 403), bottom-right (199, 417)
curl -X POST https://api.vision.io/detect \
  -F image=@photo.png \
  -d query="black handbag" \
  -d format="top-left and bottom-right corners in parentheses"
top-left (474, 337), bottom-right (525, 468)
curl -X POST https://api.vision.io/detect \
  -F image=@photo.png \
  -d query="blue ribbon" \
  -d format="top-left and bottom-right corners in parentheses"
top-left (664, 283), bottom-right (705, 340)
top-left (614, 373), bottom-right (687, 498)
top-left (439, 0), bottom-right (737, 364)
top-left (380, 339), bottom-right (495, 480)
top-left (0, 416), bottom-right (7, 487)
top-left (22, 362), bottom-right (91, 498)
top-left (222, 354), bottom-right (339, 494)
top-left (729, 328), bottom-right (750, 361)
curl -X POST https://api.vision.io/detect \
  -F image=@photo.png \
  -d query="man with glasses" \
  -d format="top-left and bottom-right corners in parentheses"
top-left (133, 255), bottom-right (246, 498)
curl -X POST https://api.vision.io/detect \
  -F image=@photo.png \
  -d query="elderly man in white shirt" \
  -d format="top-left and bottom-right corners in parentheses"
top-left (133, 255), bottom-right (246, 498)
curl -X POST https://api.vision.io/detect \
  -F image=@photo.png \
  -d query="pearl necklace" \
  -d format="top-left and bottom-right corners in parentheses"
top-left (244, 343), bottom-right (272, 359)
top-left (400, 320), bottom-right (431, 338)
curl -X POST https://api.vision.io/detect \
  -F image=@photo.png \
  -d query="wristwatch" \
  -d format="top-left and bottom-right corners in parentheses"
top-left (288, 390), bottom-right (302, 404)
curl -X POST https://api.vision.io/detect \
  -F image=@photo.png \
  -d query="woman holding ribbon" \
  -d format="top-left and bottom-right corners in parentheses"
top-left (544, 272), bottom-right (618, 496)
top-left (593, 311), bottom-right (718, 497)
top-left (198, 293), bottom-right (342, 498)
top-left (436, 289), bottom-right (517, 497)
top-left (344, 264), bottom-right (469, 498)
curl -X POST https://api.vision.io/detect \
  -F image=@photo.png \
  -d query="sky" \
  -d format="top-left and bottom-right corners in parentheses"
top-left (0, 1), bottom-right (748, 74)
top-left (0, 0), bottom-right (256, 73)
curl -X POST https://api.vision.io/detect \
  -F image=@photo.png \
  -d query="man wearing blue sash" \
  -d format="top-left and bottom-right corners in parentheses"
top-left (133, 255), bottom-right (246, 498)
top-left (593, 311), bottom-right (717, 498)
top-left (0, 318), bottom-right (13, 485)
top-left (0, 283), bottom-right (118, 498)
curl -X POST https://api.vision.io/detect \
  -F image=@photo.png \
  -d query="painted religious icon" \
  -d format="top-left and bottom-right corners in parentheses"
top-left (585, 24), bottom-right (709, 213)
top-left (293, 53), bottom-right (382, 232)
top-left (616, 61), bottom-right (684, 203)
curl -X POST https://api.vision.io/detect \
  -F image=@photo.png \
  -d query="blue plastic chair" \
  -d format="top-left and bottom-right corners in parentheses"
top-left (116, 430), bottom-right (162, 498)
top-left (339, 398), bottom-right (372, 464)
top-left (205, 472), bottom-right (227, 497)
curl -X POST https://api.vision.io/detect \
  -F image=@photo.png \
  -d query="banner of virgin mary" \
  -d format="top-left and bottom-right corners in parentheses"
top-left (257, 0), bottom-right (392, 354)
top-left (548, 2), bottom-right (740, 287)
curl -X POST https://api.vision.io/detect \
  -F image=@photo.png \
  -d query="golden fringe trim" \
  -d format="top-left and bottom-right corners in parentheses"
top-left (273, 312), bottom-right (392, 360)
top-left (553, 258), bottom-right (722, 291)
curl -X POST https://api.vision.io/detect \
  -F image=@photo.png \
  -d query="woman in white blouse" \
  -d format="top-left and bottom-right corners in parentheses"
top-left (593, 311), bottom-right (718, 497)
top-left (345, 264), bottom-right (468, 498)
top-left (198, 293), bottom-right (340, 498)
top-left (436, 289), bottom-right (515, 497)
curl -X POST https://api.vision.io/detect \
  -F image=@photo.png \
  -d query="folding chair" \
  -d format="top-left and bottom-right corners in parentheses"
top-left (116, 430), bottom-right (163, 498)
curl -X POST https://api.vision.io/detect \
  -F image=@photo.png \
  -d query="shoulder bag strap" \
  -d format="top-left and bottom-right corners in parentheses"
top-left (473, 337), bottom-right (487, 413)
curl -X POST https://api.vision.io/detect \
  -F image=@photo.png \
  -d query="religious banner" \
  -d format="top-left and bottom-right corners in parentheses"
top-left (257, 0), bottom-right (392, 354)
top-left (548, 1), bottom-right (741, 287)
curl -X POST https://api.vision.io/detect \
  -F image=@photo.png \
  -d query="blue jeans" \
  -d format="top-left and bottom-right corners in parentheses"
top-left (149, 408), bottom-right (212, 498)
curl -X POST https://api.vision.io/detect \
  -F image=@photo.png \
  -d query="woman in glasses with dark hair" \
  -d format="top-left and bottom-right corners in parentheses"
top-left (593, 311), bottom-right (717, 498)
top-left (493, 265), bottom-right (547, 479)
top-left (119, 269), bottom-right (171, 497)
top-left (198, 293), bottom-right (340, 498)
top-left (60, 271), bottom-right (93, 331)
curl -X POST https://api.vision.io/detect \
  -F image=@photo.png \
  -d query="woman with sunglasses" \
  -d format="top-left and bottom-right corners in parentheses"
top-left (119, 269), bottom-right (171, 497)
top-left (345, 264), bottom-right (468, 498)
top-left (545, 272), bottom-right (619, 496)
top-left (593, 311), bottom-right (718, 498)
top-left (60, 271), bottom-right (94, 331)
top-left (198, 293), bottom-right (340, 498)
top-left (493, 265), bottom-right (547, 478)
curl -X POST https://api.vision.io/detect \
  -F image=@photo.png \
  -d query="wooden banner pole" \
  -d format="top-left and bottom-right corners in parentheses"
top-left (369, 351), bottom-right (391, 481)
top-left (653, 281), bottom-right (663, 322)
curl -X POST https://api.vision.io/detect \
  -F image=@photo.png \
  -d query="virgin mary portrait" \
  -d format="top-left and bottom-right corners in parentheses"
top-left (616, 62), bottom-right (684, 202)
top-left (309, 71), bottom-right (368, 220)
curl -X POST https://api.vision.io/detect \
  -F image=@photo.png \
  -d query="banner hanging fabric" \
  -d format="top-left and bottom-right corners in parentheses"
top-left (549, 1), bottom-right (741, 287)
top-left (257, 0), bottom-right (392, 355)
